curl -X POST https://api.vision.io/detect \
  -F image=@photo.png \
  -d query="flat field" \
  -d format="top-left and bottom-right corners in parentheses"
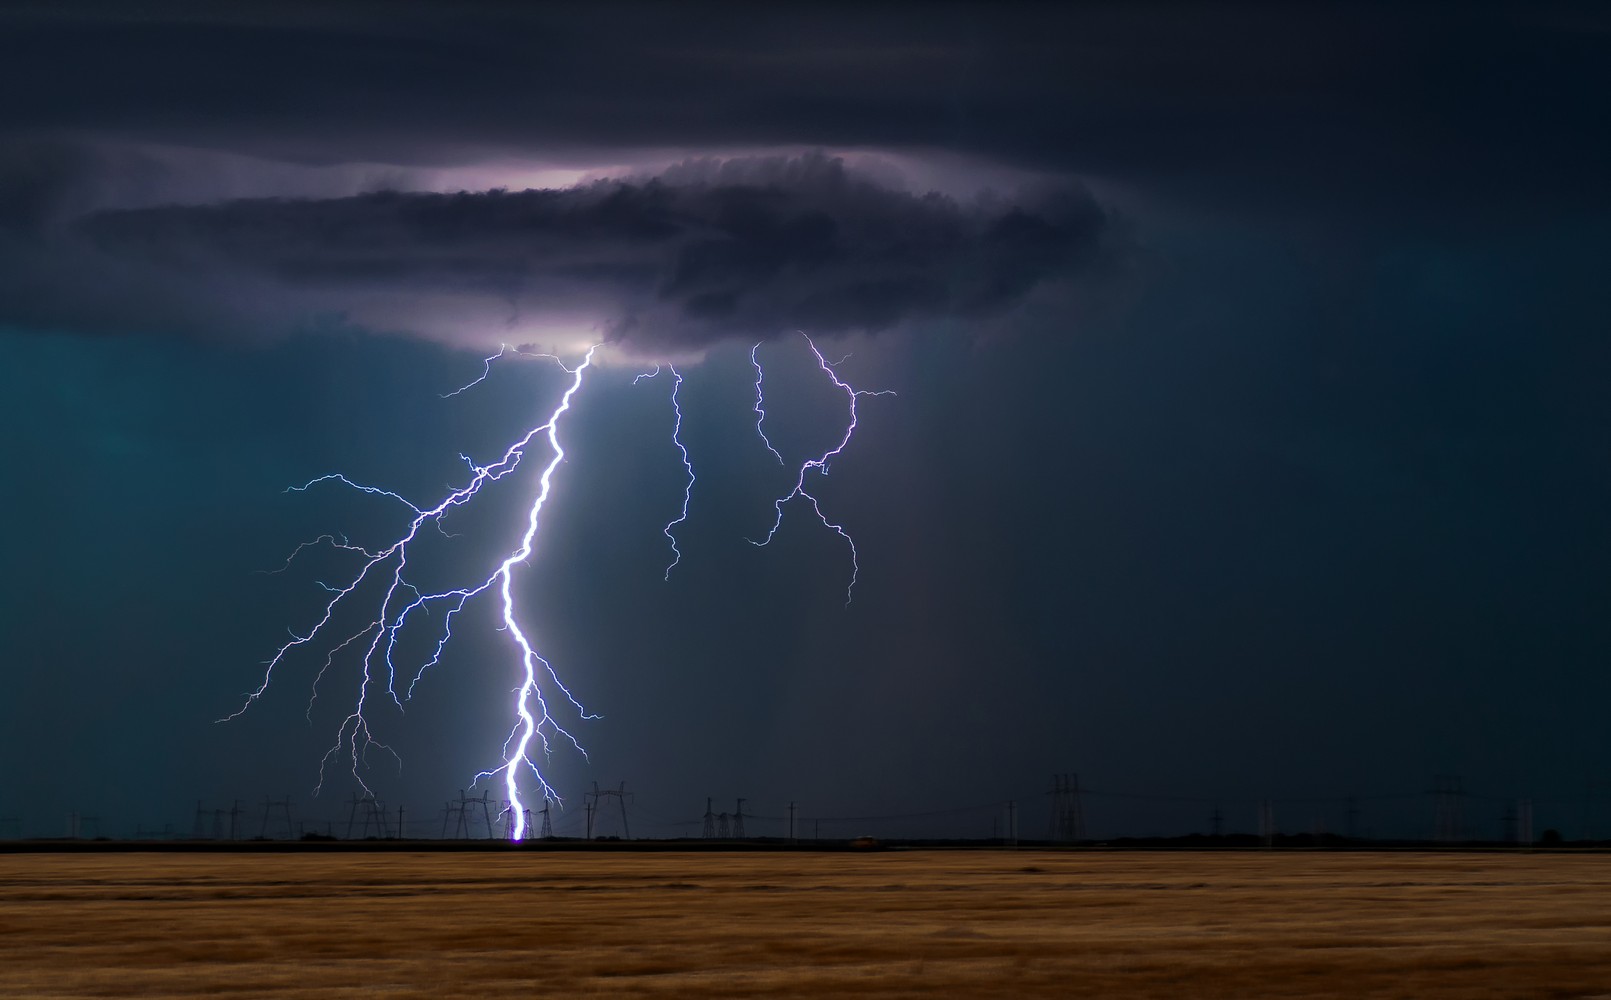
top-left (2, 849), bottom-right (1609, 998)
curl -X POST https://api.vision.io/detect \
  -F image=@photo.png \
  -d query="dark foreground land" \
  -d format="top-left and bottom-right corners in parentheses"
top-left (2, 850), bottom-right (1609, 998)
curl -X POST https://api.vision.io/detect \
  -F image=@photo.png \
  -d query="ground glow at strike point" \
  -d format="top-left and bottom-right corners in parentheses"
top-left (227, 336), bottom-right (889, 840)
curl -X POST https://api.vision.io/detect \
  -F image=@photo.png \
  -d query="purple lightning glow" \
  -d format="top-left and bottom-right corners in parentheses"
top-left (751, 333), bottom-right (895, 605)
top-left (225, 346), bottom-right (599, 838)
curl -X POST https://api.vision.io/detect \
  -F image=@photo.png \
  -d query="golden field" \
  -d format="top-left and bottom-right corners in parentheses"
top-left (1, 849), bottom-right (1609, 998)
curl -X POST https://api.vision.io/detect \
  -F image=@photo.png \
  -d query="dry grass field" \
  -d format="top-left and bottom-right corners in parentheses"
top-left (1, 849), bottom-right (1610, 998)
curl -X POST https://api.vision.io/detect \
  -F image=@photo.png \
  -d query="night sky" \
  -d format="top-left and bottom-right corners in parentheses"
top-left (2, 1), bottom-right (1608, 841)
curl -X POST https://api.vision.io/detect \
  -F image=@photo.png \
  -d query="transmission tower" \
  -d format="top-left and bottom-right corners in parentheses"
top-left (347, 794), bottom-right (390, 839)
top-left (1048, 773), bottom-right (1084, 843)
top-left (717, 812), bottom-right (730, 838)
top-left (499, 801), bottom-right (534, 841)
top-left (538, 798), bottom-right (553, 839)
top-left (732, 798), bottom-right (746, 839)
top-left (260, 796), bottom-right (295, 839)
top-left (1431, 774), bottom-right (1465, 842)
top-left (192, 800), bottom-right (233, 840)
top-left (472, 791), bottom-right (493, 837)
top-left (586, 782), bottom-right (632, 839)
top-left (192, 802), bottom-right (228, 840)
top-left (702, 798), bottom-right (716, 839)
top-left (440, 790), bottom-right (492, 839)
top-left (66, 812), bottom-right (102, 839)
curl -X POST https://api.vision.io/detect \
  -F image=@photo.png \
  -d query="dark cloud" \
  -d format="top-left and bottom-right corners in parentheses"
top-left (30, 153), bottom-right (1108, 349)
top-left (0, 142), bottom-right (96, 230)
top-left (0, 0), bottom-right (1601, 349)
top-left (0, 1), bottom-right (1606, 221)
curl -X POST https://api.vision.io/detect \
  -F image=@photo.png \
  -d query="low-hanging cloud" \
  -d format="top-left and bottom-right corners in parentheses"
top-left (36, 152), bottom-right (1109, 352)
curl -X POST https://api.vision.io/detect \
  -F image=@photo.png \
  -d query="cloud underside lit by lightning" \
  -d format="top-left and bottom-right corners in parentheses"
top-left (226, 336), bottom-right (888, 840)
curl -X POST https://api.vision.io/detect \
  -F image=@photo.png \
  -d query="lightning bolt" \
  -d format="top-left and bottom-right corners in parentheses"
top-left (751, 343), bottom-right (785, 465)
top-left (478, 347), bottom-right (595, 839)
top-left (751, 333), bottom-right (895, 605)
top-left (225, 346), bottom-right (599, 839)
top-left (441, 343), bottom-right (572, 399)
top-left (635, 364), bottom-right (695, 579)
top-left (229, 335), bottom-right (892, 840)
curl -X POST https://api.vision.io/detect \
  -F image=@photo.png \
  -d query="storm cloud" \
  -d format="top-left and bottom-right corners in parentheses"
top-left (19, 153), bottom-right (1110, 350)
top-left (2, 2), bottom-right (1605, 219)
top-left (0, 2), bottom-right (1603, 348)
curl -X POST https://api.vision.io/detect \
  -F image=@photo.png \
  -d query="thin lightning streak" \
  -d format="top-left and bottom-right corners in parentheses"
top-left (750, 333), bottom-right (895, 606)
top-left (751, 343), bottom-right (785, 465)
top-left (441, 343), bottom-right (579, 398)
top-left (633, 364), bottom-right (696, 579)
top-left (441, 344), bottom-right (513, 398)
top-left (257, 534), bottom-right (382, 576)
top-left (225, 347), bottom-right (599, 834)
top-left (288, 474), bottom-right (423, 514)
top-left (662, 365), bottom-right (693, 579)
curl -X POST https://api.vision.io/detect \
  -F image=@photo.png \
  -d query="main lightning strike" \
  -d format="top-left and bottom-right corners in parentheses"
top-left (226, 347), bottom-right (599, 838)
top-left (479, 347), bottom-right (595, 838)
top-left (751, 333), bottom-right (895, 605)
